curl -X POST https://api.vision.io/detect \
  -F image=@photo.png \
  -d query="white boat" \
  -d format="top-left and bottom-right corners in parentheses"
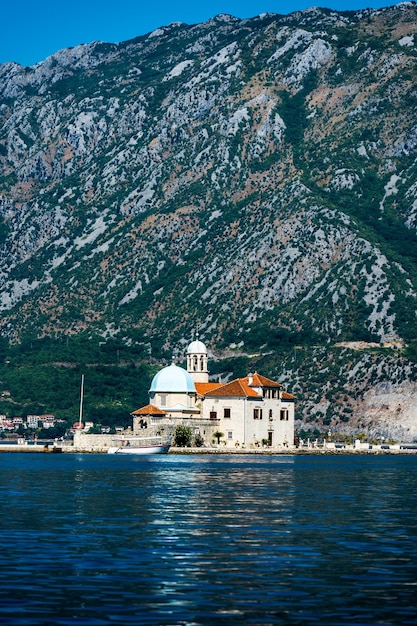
top-left (107, 436), bottom-right (170, 455)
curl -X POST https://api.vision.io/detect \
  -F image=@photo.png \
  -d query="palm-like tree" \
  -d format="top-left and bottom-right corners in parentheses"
top-left (213, 431), bottom-right (224, 445)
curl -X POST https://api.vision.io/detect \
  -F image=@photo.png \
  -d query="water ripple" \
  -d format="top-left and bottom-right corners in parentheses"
top-left (1, 454), bottom-right (417, 624)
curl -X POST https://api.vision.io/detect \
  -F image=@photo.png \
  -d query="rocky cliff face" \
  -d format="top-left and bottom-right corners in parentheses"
top-left (1, 4), bottom-right (417, 438)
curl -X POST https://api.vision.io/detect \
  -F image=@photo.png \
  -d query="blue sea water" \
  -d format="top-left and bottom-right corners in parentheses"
top-left (0, 453), bottom-right (417, 625)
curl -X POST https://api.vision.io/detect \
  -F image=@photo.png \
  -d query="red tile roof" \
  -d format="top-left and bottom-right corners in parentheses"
top-left (195, 382), bottom-right (224, 396)
top-left (202, 372), bottom-right (293, 399)
top-left (131, 404), bottom-right (167, 416)
top-left (246, 372), bottom-right (282, 388)
top-left (204, 378), bottom-right (260, 398)
top-left (131, 374), bottom-right (293, 405)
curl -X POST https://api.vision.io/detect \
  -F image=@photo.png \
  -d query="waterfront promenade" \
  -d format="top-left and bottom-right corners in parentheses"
top-left (1, 442), bottom-right (417, 454)
top-left (0, 443), bottom-right (63, 453)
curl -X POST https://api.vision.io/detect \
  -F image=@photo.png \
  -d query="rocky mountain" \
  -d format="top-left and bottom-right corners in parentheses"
top-left (1, 3), bottom-right (417, 439)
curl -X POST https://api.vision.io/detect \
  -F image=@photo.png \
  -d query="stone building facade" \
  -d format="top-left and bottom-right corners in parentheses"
top-left (131, 338), bottom-right (295, 449)
top-left (72, 337), bottom-right (295, 451)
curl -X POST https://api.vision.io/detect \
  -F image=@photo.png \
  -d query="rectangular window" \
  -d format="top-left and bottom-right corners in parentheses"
top-left (210, 411), bottom-right (217, 420)
top-left (280, 409), bottom-right (289, 421)
top-left (227, 431), bottom-right (233, 440)
top-left (253, 408), bottom-right (263, 420)
top-left (160, 395), bottom-right (166, 407)
top-left (224, 408), bottom-right (231, 419)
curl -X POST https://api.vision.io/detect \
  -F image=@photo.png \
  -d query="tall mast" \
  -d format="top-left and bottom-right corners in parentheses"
top-left (79, 374), bottom-right (85, 427)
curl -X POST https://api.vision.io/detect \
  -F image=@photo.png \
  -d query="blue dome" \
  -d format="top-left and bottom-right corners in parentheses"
top-left (149, 363), bottom-right (196, 393)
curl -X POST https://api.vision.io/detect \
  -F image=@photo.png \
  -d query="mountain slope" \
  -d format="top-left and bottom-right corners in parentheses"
top-left (1, 4), bottom-right (417, 438)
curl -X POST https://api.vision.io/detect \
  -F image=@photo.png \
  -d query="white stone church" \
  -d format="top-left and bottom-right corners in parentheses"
top-left (131, 337), bottom-right (295, 449)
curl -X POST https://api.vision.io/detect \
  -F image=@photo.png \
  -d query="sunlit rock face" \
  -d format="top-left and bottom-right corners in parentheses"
top-left (1, 4), bottom-right (417, 436)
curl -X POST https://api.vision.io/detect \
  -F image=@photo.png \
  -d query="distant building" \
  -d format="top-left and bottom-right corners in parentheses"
top-left (131, 337), bottom-right (295, 449)
top-left (24, 414), bottom-right (55, 429)
top-left (200, 372), bottom-right (294, 447)
top-left (40, 414), bottom-right (55, 428)
top-left (27, 415), bottom-right (39, 429)
top-left (0, 415), bottom-right (13, 431)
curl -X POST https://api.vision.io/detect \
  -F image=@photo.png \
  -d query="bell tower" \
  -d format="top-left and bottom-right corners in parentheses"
top-left (187, 333), bottom-right (209, 383)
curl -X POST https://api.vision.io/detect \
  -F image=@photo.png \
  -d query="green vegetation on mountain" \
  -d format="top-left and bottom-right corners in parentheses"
top-left (1, 4), bottom-right (417, 439)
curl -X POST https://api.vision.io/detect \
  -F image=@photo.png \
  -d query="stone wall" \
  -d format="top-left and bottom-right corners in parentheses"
top-left (70, 431), bottom-right (116, 452)
top-left (69, 418), bottom-right (221, 452)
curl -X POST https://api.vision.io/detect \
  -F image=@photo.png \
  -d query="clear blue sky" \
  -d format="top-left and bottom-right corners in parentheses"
top-left (1, 0), bottom-right (397, 66)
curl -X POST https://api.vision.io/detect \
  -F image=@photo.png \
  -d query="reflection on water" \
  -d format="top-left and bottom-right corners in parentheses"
top-left (0, 454), bottom-right (416, 625)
